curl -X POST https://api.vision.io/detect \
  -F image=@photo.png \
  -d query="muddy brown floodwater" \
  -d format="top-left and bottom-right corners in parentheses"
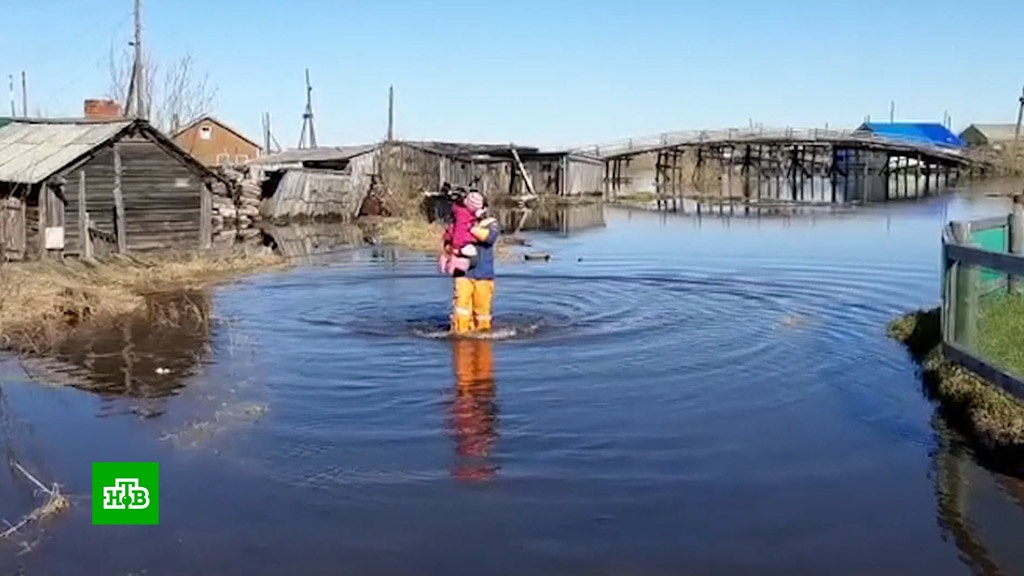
top-left (2, 181), bottom-right (1024, 575)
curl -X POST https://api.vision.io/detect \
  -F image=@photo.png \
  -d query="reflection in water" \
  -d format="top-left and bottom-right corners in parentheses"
top-left (933, 415), bottom-right (1024, 576)
top-left (447, 338), bottom-right (499, 481)
top-left (18, 290), bottom-right (213, 416)
top-left (499, 203), bottom-right (607, 236)
top-left (258, 222), bottom-right (367, 265)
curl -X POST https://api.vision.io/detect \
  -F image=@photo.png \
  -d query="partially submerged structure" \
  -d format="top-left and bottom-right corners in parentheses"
top-left (248, 140), bottom-right (605, 221)
top-left (0, 117), bottom-right (224, 261)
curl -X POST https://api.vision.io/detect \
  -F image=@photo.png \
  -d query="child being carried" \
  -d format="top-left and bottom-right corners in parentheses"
top-left (439, 189), bottom-right (485, 274)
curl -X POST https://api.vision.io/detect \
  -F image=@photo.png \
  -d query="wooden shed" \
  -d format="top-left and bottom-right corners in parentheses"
top-left (516, 151), bottom-right (605, 196)
top-left (248, 140), bottom-right (539, 220)
top-left (0, 117), bottom-right (223, 261)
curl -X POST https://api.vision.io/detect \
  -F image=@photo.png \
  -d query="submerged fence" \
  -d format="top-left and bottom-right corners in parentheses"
top-left (941, 198), bottom-right (1024, 400)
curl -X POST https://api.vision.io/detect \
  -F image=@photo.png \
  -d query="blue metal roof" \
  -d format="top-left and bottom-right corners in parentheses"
top-left (855, 122), bottom-right (965, 148)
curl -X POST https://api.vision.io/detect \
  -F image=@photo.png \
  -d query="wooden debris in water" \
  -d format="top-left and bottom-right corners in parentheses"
top-left (0, 460), bottom-right (69, 540)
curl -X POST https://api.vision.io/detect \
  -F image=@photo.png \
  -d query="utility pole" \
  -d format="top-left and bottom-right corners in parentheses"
top-left (298, 68), bottom-right (317, 149)
top-left (20, 71), bottom-right (26, 116)
top-left (1014, 84), bottom-right (1024, 146)
top-left (386, 84), bottom-right (394, 141)
top-left (125, 0), bottom-right (145, 118)
top-left (133, 0), bottom-right (145, 118)
top-left (262, 113), bottom-right (270, 152)
top-left (8, 75), bottom-right (14, 116)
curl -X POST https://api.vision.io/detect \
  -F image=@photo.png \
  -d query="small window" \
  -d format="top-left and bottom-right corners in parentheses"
top-left (216, 153), bottom-right (230, 164)
top-left (174, 177), bottom-right (190, 188)
top-left (199, 126), bottom-right (212, 140)
top-left (235, 154), bottom-right (249, 163)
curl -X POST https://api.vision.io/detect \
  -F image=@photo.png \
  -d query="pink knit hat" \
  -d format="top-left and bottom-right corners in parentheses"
top-left (464, 192), bottom-right (484, 212)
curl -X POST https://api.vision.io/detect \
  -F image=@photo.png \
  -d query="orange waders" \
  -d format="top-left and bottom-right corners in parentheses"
top-left (451, 277), bottom-right (494, 334)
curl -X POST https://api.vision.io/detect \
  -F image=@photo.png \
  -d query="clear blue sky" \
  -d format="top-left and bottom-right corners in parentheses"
top-left (2, 0), bottom-right (1021, 150)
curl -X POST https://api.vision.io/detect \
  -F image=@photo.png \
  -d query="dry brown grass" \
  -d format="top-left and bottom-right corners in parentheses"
top-left (1, 461), bottom-right (69, 543)
top-left (888, 308), bottom-right (1024, 463)
top-left (362, 216), bottom-right (518, 261)
top-left (0, 248), bottom-right (287, 354)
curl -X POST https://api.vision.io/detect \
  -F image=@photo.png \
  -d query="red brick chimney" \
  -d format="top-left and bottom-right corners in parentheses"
top-left (83, 99), bottom-right (122, 119)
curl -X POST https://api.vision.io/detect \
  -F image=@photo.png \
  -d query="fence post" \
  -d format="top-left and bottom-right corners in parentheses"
top-left (941, 228), bottom-right (952, 342)
top-left (951, 221), bottom-right (978, 350)
top-left (1009, 194), bottom-right (1024, 294)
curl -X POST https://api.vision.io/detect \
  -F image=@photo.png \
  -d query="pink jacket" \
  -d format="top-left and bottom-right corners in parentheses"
top-left (443, 203), bottom-right (477, 251)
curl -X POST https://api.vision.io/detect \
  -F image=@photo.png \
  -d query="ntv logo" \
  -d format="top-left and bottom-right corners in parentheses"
top-left (92, 462), bottom-right (159, 524)
top-left (102, 478), bottom-right (151, 510)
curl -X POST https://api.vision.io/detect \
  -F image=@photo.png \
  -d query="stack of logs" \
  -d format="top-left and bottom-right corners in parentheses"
top-left (213, 165), bottom-right (262, 228)
top-left (209, 165), bottom-right (264, 246)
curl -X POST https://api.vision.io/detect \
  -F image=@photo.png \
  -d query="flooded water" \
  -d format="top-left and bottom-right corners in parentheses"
top-left (2, 181), bottom-right (1024, 575)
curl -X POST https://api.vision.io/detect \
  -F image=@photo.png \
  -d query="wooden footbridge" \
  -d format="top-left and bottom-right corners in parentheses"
top-left (573, 127), bottom-right (988, 204)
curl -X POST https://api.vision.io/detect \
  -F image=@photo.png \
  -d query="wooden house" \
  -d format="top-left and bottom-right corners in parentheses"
top-left (172, 115), bottom-right (262, 167)
top-left (958, 124), bottom-right (1020, 149)
top-left (0, 117), bottom-right (224, 261)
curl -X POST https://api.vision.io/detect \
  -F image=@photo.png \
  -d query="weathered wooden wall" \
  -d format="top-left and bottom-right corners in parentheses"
top-left (0, 195), bottom-right (26, 261)
top-left (61, 137), bottom-right (205, 255)
top-left (439, 155), bottom-right (512, 196)
top-left (346, 151), bottom-right (377, 202)
top-left (259, 168), bottom-right (360, 221)
top-left (514, 154), bottom-right (604, 196)
top-left (519, 155), bottom-right (561, 195)
top-left (379, 143), bottom-right (513, 199)
top-left (565, 156), bottom-right (605, 196)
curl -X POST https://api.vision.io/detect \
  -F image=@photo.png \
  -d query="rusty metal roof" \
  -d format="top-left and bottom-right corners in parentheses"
top-left (0, 118), bottom-right (134, 184)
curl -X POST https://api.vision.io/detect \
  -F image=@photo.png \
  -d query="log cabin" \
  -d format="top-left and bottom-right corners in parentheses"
top-left (0, 117), bottom-right (225, 261)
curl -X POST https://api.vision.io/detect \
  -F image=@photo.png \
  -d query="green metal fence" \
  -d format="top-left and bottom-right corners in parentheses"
top-left (941, 211), bottom-right (1024, 401)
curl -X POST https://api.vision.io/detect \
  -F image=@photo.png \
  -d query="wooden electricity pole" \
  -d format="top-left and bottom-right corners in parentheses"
top-left (125, 0), bottom-right (146, 118)
top-left (386, 84), bottom-right (394, 141)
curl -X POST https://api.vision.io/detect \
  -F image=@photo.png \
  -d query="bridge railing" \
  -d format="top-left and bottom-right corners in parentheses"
top-left (941, 205), bottom-right (1024, 402)
top-left (574, 126), bottom-right (967, 159)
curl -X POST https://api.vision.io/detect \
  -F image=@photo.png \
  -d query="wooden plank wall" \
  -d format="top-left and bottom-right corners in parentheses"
top-left (516, 154), bottom-right (603, 196)
top-left (440, 156), bottom-right (512, 196)
top-left (378, 143), bottom-right (512, 199)
top-left (519, 157), bottom-right (561, 195)
top-left (259, 168), bottom-right (359, 221)
top-left (379, 143), bottom-right (445, 198)
top-left (565, 157), bottom-right (605, 196)
top-left (67, 136), bottom-right (203, 254)
top-left (0, 196), bottom-right (26, 260)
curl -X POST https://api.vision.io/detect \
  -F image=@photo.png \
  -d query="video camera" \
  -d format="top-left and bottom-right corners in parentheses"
top-left (440, 176), bottom-right (483, 203)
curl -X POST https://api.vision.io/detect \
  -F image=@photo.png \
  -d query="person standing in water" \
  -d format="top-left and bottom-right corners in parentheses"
top-left (446, 191), bottom-right (500, 335)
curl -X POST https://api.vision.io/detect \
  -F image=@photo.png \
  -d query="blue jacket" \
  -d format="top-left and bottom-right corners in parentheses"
top-left (462, 216), bottom-right (500, 280)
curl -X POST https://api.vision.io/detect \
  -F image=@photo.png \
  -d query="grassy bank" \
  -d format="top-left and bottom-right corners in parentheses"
top-left (360, 216), bottom-right (519, 260)
top-left (977, 293), bottom-right (1024, 377)
top-left (0, 249), bottom-right (287, 354)
top-left (888, 308), bottom-right (1024, 465)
